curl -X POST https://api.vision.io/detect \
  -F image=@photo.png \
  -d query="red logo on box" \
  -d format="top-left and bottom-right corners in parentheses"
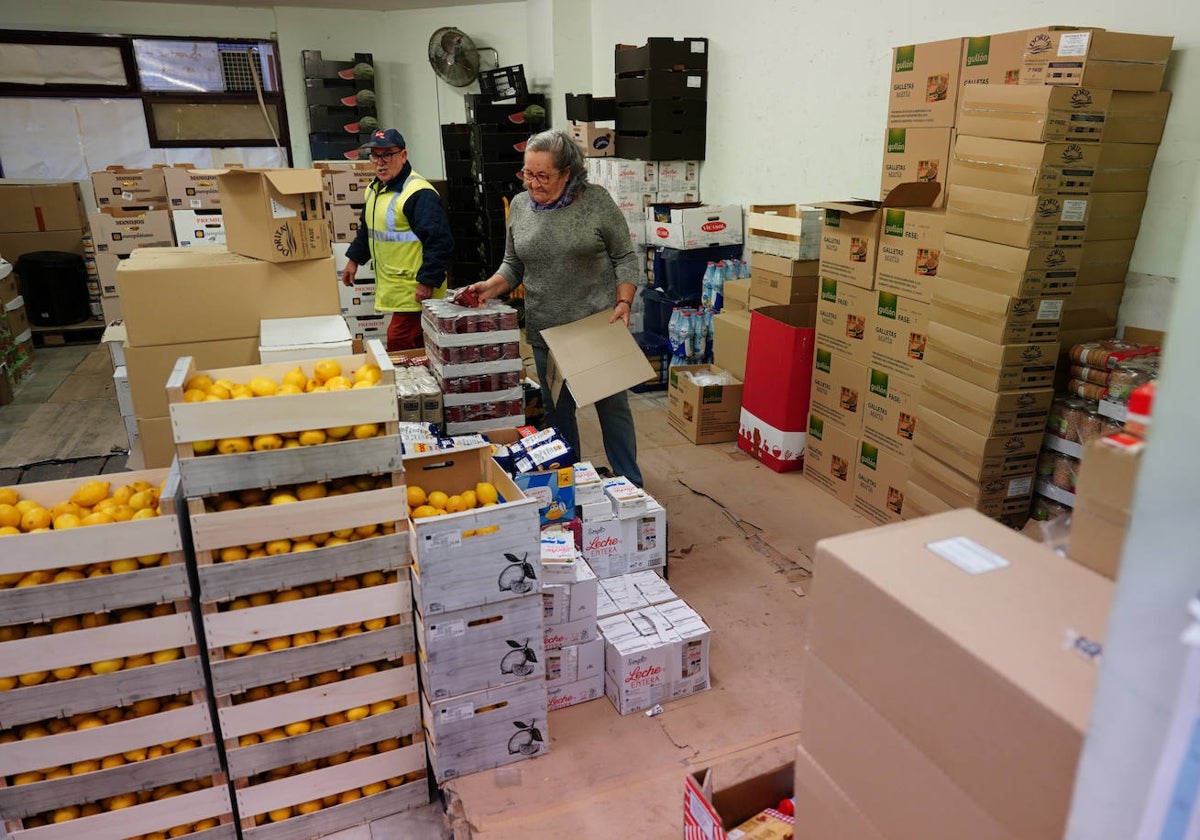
top-left (656, 227), bottom-right (669, 238)
top-left (700, 221), bottom-right (726, 233)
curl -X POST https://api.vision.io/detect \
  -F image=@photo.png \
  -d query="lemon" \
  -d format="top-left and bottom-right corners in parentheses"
top-left (296, 482), bottom-right (327, 501)
top-left (0, 487), bottom-right (18, 506)
top-left (129, 490), bottom-right (157, 510)
top-left (53, 513), bottom-right (82, 530)
top-left (80, 511), bottom-right (115, 527)
top-left (268, 807), bottom-right (293, 823)
top-left (476, 482), bottom-right (499, 505)
top-left (0, 504), bottom-right (22, 528)
top-left (461, 489), bottom-right (478, 509)
top-left (352, 423), bottom-right (378, 440)
top-left (445, 494), bottom-right (468, 513)
top-left (185, 374), bottom-right (214, 392)
top-left (192, 439), bottom-right (217, 456)
top-left (325, 425), bottom-right (353, 439)
top-left (298, 429), bottom-right (327, 446)
top-left (284, 720), bottom-right (311, 737)
top-left (353, 363), bottom-right (382, 385)
top-left (131, 507), bottom-right (159, 521)
top-left (214, 378), bottom-right (237, 392)
top-left (313, 359), bottom-right (341, 382)
top-left (291, 540), bottom-right (319, 553)
top-left (219, 546), bottom-right (248, 563)
top-left (206, 384), bottom-right (232, 401)
top-left (269, 491), bottom-right (298, 505)
top-left (0, 526), bottom-right (20, 537)
top-left (265, 539), bottom-right (292, 555)
top-left (111, 505), bottom-right (135, 522)
top-left (279, 383), bottom-right (304, 395)
top-left (427, 490), bottom-right (449, 510)
top-left (253, 434), bottom-right (283, 451)
top-left (324, 375), bottom-right (352, 391)
top-left (217, 437), bottom-right (253, 455)
top-left (292, 631), bottom-right (317, 646)
top-left (282, 366), bottom-right (307, 388)
top-left (14, 499), bottom-right (39, 514)
top-left (183, 388), bottom-right (207, 403)
top-left (296, 800), bottom-right (322, 815)
top-left (249, 377), bottom-right (279, 397)
top-left (91, 658), bottom-right (125, 675)
top-left (354, 523), bottom-right (379, 537)
top-left (20, 507), bottom-right (52, 532)
top-left (229, 384), bottom-right (254, 400)
top-left (345, 705), bottom-right (370, 722)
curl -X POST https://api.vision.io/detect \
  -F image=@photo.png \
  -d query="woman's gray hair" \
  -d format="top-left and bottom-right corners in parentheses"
top-left (525, 128), bottom-right (588, 197)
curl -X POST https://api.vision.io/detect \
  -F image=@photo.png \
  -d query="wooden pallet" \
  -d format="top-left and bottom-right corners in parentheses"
top-left (30, 320), bottom-right (106, 348)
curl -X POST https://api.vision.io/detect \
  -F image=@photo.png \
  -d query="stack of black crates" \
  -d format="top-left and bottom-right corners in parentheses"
top-left (303, 50), bottom-right (378, 162)
top-left (440, 88), bottom-right (547, 287)
top-left (614, 38), bottom-right (708, 160)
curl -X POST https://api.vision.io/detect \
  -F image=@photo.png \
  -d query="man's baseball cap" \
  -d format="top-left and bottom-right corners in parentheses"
top-left (363, 128), bottom-right (405, 150)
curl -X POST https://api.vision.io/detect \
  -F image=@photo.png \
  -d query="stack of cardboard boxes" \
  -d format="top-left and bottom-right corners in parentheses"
top-left (165, 165), bottom-right (226, 254)
top-left (0, 258), bottom-right (31, 399)
top-left (566, 93), bottom-right (616, 159)
top-left (319, 161), bottom-right (372, 246)
top-left (908, 27), bottom-right (1173, 526)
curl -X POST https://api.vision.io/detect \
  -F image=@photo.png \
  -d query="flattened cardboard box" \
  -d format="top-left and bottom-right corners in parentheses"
top-left (542, 311), bottom-right (655, 409)
top-left (888, 38), bottom-right (965, 128)
top-left (803, 414), bottom-right (857, 507)
top-left (915, 404), bottom-right (1042, 480)
top-left (0, 182), bottom-right (86, 233)
top-left (931, 277), bottom-right (1065, 344)
top-left (816, 277), bottom-right (873, 366)
top-left (950, 136), bottom-right (1158, 195)
top-left (910, 448), bottom-right (1034, 518)
top-left (939, 234), bottom-right (1080, 297)
top-left (217, 168), bottom-right (331, 264)
top-left (862, 367), bottom-right (918, 461)
top-left (924, 320), bottom-right (1059, 391)
top-left (920, 365), bottom-right (1054, 436)
top-left (869, 291), bottom-right (928, 383)
top-left (1020, 28), bottom-right (1173, 91)
top-left (667, 364), bottom-right (743, 445)
top-left (880, 127), bottom-right (952, 209)
top-left (873, 208), bottom-right (945, 304)
top-left (957, 84), bottom-right (1172, 144)
top-left (810, 508), bottom-right (1113, 840)
top-left (946, 184), bottom-right (1147, 249)
top-left (852, 441), bottom-right (910, 525)
top-left (810, 344), bottom-right (867, 435)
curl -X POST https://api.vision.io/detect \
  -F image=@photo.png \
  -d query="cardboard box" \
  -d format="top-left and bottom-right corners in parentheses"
top-left (868, 291), bottom-right (928, 383)
top-left (712, 310), bottom-right (752, 382)
top-left (90, 251), bottom-right (124, 298)
top-left (569, 121), bottom-right (616, 157)
top-left (333, 240), bottom-right (375, 280)
top-left (163, 166), bottom-right (223, 210)
top-left (513, 467), bottom-right (577, 528)
top-left (321, 167), bottom-right (375, 205)
top-left (880, 127), bottom-right (952, 208)
top-left (544, 637), bottom-right (604, 685)
top-left (803, 415), bottom-right (858, 506)
top-left (0, 182), bottom-right (86, 232)
top-left (959, 29), bottom-right (1031, 89)
top-left (546, 673), bottom-right (604, 711)
top-left (217, 168), bottom-right (331, 263)
top-left (258, 315), bottom-right (353, 363)
top-left (749, 265), bottom-right (819, 305)
top-left (1067, 434), bottom-right (1142, 580)
top-left (91, 165), bottom-right (168, 208)
top-left (810, 509), bottom-right (1113, 840)
top-left (591, 158), bottom-right (658, 194)
top-left (802, 653), bottom-right (1022, 840)
top-left (722, 278), bottom-right (751, 311)
top-left (646, 204), bottom-right (743, 250)
top-left (920, 365), bottom-right (1054, 436)
top-left (135, 415), bottom-right (177, 469)
top-left (957, 84), bottom-right (1172, 144)
top-left (737, 304), bottom-right (818, 472)
top-left (87, 209), bottom-right (175, 256)
top-left (667, 364), bottom-right (744, 445)
top-left (543, 615), bottom-right (597, 651)
top-left (541, 311), bottom-right (654, 409)
top-left (579, 501), bottom-right (666, 578)
top-left (915, 405), bottom-right (1042, 480)
top-left (815, 278), bottom-right (873, 366)
top-left (600, 600), bottom-right (711, 715)
top-left (793, 745), bottom-right (887, 840)
top-left (910, 448), bottom-right (1034, 517)
top-left (0, 230), bottom-right (85, 262)
top-left (872, 207), bottom-right (945, 303)
top-left (951, 136), bottom-right (1157, 195)
top-left (852, 441), bottom-right (910, 525)
top-left (116, 248), bottom-right (339, 347)
top-left (939, 235), bottom-right (1080, 297)
top-left (112, 365), bottom-right (133, 416)
top-left (862, 367), bottom-right (918, 461)
top-left (171, 210), bottom-right (226, 247)
top-left (810, 344), bottom-right (868, 435)
top-left (1078, 239), bottom-right (1134, 285)
top-left (1020, 29), bottom-right (1173, 91)
top-left (946, 185), bottom-right (1147, 248)
top-left (925, 320), bottom-right (1059, 390)
top-left (326, 202), bottom-right (362, 242)
top-left (125, 337), bottom-right (260, 418)
top-left (900, 478), bottom-right (955, 520)
top-left (930, 277), bottom-right (1064, 344)
top-left (815, 182), bottom-right (941, 290)
top-left (1060, 282), bottom-right (1125, 329)
top-left (745, 204), bottom-right (821, 260)
top-left (347, 313), bottom-right (387, 342)
top-left (101, 294), bottom-right (123, 325)
top-left (102, 321), bottom-right (126, 366)
top-left (888, 38), bottom-right (965, 128)
top-left (685, 761), bottom-right (798, 840)
top-left (542, 561), bottom-right (598, 627)
top-left (656, 160), bottom-right (700, 194)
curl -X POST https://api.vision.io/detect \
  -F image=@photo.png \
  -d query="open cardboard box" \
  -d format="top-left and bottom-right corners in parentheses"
top-left (541, 312), bottom-right (654, 408)
top-left (684, 762), bottom-right (793, 839)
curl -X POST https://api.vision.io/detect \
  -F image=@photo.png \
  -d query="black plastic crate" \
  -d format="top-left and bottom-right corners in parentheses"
top-left (630, 332), bottom-right (671, 393)
top-left (303, 50), bottom-right (375, 82)
top-left (445, 159), bottom-right (476, 180)
top-left (447, 184), bottom-right (479, 208)
top-left (472, 159), bottom-right (523, 184)
top-left (615, 70), bottom-right (708, 104)
top-left (650, 244), bottom-right (743, 300)
top-left (470, 127), bottom-right (527, 162)
top-left (442, 123), bottom-right (472, 150)
top-left (450, 261), bottom-right (489, 286)
top-left (641, 285), bottom-right (699, 342)
top-left (308, 133), bottom-right (366, 161)
top-left (308, 105), bottom-right (376, 135)
top-left (304, 78), bottom-right (366, 107)
top-left (465, 93), bottom-right (547, 126)
top-left (565, 93), bottom-right (617, 122)
top-left (615, 100), bottom-right (706, 134)
top-left (478, 64), bottom-right (528, 100)
top-left (617, 129), bottom-right (706, 161)
top-left (615, 38), bottom-right (709, 74)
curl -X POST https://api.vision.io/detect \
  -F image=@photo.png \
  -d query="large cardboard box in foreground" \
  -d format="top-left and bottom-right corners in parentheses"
top-left (887, 38), bottom-right (964, 128)
top-left (794, 744), bottom-right (886, 840)
top-left (956, 84), bottom-right (1172, 145)
top-left (737, 304), bottom-right (817, 472)
top-left (1020, 28), bottom-right (1173, 91)
top-left (217, 168), bottom-right (331, 263)
top-left (810, 509), bottom-right (1113, 840)
top-left (116, 248), bottom-right (339, 347)
top-left (667, 364), bottom-right (743, 445)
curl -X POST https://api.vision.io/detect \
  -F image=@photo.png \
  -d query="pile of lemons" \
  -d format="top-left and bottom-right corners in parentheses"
top-left (20, 775), bottom-right (222, 833)
top-left (183, 360), bottom-right (388, 456)
top-left (407, 480), bottom-right (499, 519)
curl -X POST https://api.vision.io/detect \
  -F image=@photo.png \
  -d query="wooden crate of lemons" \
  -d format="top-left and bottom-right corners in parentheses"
top-left (0, 468), bottom-right (236, 838)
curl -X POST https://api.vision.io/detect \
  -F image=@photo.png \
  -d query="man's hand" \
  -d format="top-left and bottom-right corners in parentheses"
top-left (340, 262), bottom-right (358, 287)
top-left (415, 283), bottom-right (434, 303)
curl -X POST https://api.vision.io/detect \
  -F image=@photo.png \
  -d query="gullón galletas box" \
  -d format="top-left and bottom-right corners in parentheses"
top-left (804, 414), bottom-right (858, 506)
top-left (816, 278), bottom-right (874, 366)
top-left (888, 38), bottom-right (965, 128)
top-left (880, 128), bottom-right (953, 208)
top-left (873, 208), bottom-right (945, 304)
top-left (853, 441), bottom-right (910, 525)
top-left (959, 29), bottom-right (1029, 89)
top-left (868, 291), bottom-right (929, 384)
top-left (810, 345), bottom-right (868, 435)
top-left (862, 367), bottom-right (919, 461)
top-left (939, 235), bottom-right (1080, 297)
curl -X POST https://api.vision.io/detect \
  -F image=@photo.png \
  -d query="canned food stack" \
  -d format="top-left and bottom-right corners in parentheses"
top-left (0, 467), bottom-right (237, 838)
top-left (421, 298), bottom-right (524, 434)
top-left (406, 445), bottom-right (548, 783)
top-left (164, 342), bottom-right (431, 836)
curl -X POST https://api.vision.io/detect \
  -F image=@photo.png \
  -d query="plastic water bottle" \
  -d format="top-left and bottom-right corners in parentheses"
top-left (737, 258), bottom-right (751, 280)
top-left (700, 261), bottom-right (716, 309)
top-left (703, 310), bottom-right (714, 360)
top-left (667, 308), bottom-right (682, 357)
top-left (690, 310), bottom-right (706, 360)
top-left (711, 262), bottom-right (727, 313)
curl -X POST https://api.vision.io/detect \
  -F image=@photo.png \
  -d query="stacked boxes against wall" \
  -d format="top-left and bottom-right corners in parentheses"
top-left (421, 299), bottom-right (524, 434)
top-left (614, 38), bottom-right (708, 162)
top-left (166, 164), bottom-right (226, 259)
top-left (116, 169), bottom-right (339, 468)
top-left (0, 467), bottom-right (237, 838)
top-left (167, 341), bottom-right (430, 835)
top-left (0, 255), bottom-right (33, 392)
top-left (910, 27), bottom-right (1173, 527)
top-left (86, 166), bottom-right (176, 324)
top-left (302, 50), bottom-right (377, 163)
top-left (320, 163), bottom-right (378, 340)
top-left (407, 444), bottom-right (548, 783)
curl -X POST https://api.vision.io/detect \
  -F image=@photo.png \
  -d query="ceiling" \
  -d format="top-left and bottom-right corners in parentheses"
top-left (146, 0), bottom-right (518, 9)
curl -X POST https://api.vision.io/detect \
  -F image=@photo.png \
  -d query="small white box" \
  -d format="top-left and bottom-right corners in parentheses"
top-left (545, 637), bottom-right (605, 684)
top-left (596, 585), bottom-right (622, 619)
top-left (347, 313), bottom-right (387, 342)
top-left (656, 190), bottom-right (701, 204)
top-left (547, 673), bottom-right (604, 711)
top-left (102, 322), bottom-right (127, 367)
top-left (646, 203), bottom-right (744, 250)
top-left (544, 615), bottom-right (597, 651)
top-left (172, 209), bottom-right (226, 247)
top-left (540, 526), bottom-right (580, 574)
top-left (338, 278), bottom-right (377, 318)
top-left (582, 501), bottom-right (667, 578)
top-left (599, 157), bottom-right (658, 193)
top-left (656, 160), bottom-right (701, 194)
top-left (542, 559), bottom-right (598, 626)
top-left (258, 315), bottom-right (353, 363)
top-left (600, 601), bottom-right (711, 715)
top-left (113, 365), bottom-right (133, 417)
top-left (600, 575), bottom-right (650, 614)
top-left (581, 497), bottom-right (615, 522)
top-left (573, 462), bottom-right (605, 506)
top-left (603, 477), bottom-right (650, 519)
top-left (626, 570), bottom-right (676, 605)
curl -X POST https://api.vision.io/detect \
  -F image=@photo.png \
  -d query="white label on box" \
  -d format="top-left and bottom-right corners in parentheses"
top-left (1037, 299), bottom-right (1064, 321)
top-left (686, 75), bottom-right (702, 88)
top-left (121, 190), bottom-right (134, 202)
top-left (427, 531), bottom-right (463, 550)
top-left (691, 42), bottom-right (706, 54)
top-left (1061, 199), bottom-right (1088, 223)
top-left (1008, 476), bottom-right (1034, 497)
top-left (439, 702), bottom-right (475, 723)
top-left (1058, 32), bottom-right (1091, 57)
top-left (270, 197), bottom-right (297, 219)
top-left (927, 537), bottom-right (1011, 575)
top-left (189, 198), bottom-right (202, 208)
top-left (429, 619), bottom-right (467, 640)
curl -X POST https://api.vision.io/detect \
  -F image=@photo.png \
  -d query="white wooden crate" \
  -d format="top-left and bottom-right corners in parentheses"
top-left (405, 446), bottom-right (540, 615)
top-left (746, 203), bottom-right (822, 260)
top-left (2, 786), bottom-right (236, 840)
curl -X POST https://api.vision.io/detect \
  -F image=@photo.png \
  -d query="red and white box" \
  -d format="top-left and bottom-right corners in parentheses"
top-left (600, 600), bottom-right (711, 715)
top-left (547, 674), bottom-right (604, 711)
top-left (579, 500), bottom-right (666, 578)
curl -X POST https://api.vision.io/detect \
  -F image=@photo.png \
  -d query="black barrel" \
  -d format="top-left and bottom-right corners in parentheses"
top-left (14, 251), bottom-right (90, 327)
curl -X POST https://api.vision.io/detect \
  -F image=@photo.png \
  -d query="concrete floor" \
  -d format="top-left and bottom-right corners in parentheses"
top-left (0, 343), bottom-right (96, 451)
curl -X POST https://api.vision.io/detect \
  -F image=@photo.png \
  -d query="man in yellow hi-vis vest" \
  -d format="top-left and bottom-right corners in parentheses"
top-left (341, 128), bottom-right (453, 351)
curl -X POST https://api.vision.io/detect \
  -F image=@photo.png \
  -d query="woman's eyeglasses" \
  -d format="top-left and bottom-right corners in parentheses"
top-left (369, 150), bottom-right (403, 162)
top-left (516, 169), bottom-right (560, 185)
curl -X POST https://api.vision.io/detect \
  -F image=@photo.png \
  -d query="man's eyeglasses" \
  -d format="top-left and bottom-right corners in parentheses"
top-left (369, 150), bottom-right (403, 162)
top-left (516, 169), bottom-right (560, 185)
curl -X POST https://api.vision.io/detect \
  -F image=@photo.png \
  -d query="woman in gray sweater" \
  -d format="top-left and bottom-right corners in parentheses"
top-left (467, 129), bottom-right (644, 486)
